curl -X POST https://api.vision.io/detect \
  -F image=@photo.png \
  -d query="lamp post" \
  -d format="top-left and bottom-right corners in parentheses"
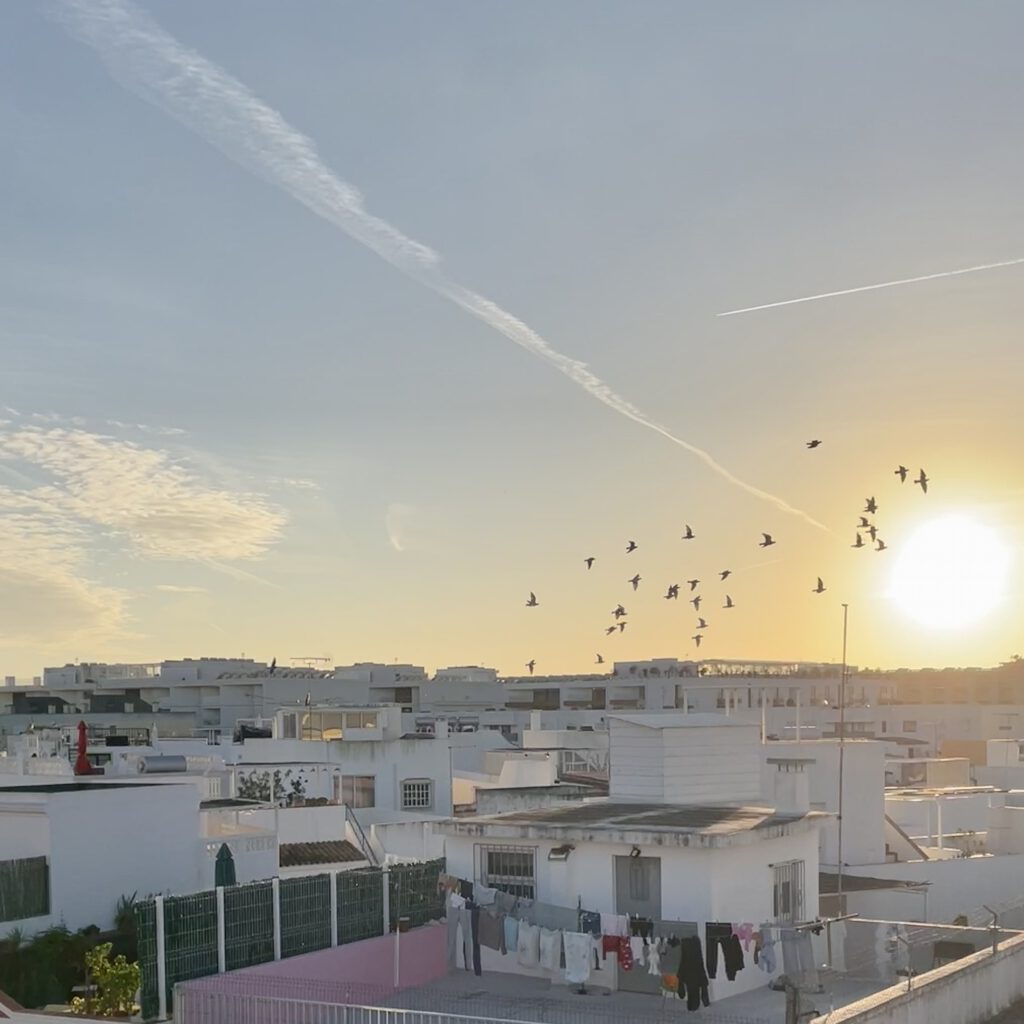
top-left (837, 603), bottom-right (849, 911)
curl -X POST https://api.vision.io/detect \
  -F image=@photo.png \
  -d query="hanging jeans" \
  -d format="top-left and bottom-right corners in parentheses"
top-left (706, 923), bottom-right (745, 980)
top-left (676, 935), bottom-right (710, 1011)
top-left (447, 904), bottom-right (481, 975)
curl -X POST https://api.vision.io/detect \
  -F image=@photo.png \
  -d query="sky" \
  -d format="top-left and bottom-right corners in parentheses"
top-left (2, 1), bottom-right (1023, 679)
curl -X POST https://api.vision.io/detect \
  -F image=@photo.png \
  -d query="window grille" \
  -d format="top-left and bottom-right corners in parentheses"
top-left (476, 845), bottom-right (536, 899)
top-left (772, 859), bottom-right (805, 924)
top-left (401, 779), bottom-right (433, 810)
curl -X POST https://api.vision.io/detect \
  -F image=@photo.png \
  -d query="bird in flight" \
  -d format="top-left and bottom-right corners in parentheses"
top-left (526, 592), bottom-right (539, 607)
top-left (895, 465), bottom-right (908, 483)
top-left (613, 604), bottom-right (627, 619)
top-left (664, 584), bottom-right (679, 600)
top-left (605, 625), bottom-right (617, 636)
top-left (595, 653), bottom-right (604, 665)
top-left (626, 540), bottom-right (638, 553)
top-left (693, 634), bottom-right (703, 649)
top-left (696, 617), bottom-right (708, 630)
top-left (813, 577), bottom-right (826, 594)
top-left (858, 516), bottom-right (870, 528)
top-left (682, 524), bottom-right (695, 540)
top-left (719, 570), bottom-right (731, 581)
top-left (864, 497), bottom-right (878, 514)
top-left (876, 538), bottom-right (887, 551)
top-left (691, 595), bottom-right (702, 611)
top-left (866, 524), bottom-right (878, 542)
top-left (852, 533), bottom-right (865, 549)
top-left (687, 579), bottom-right (700, 591)
top-left (618, 621), bottom-right (627, 633)
top-left (759, 533), bottom-right (776, 548)
top-left (629, 574), bottom-right (642, 591)
top-left (915, 469), bottom-right (929, 494)
top-left (526, 660), bottom-right (536, 675)
top-left (584, 557), bottom-right (595, 570)
top-left (806, 439), bottom-right (822, 449)
top-left (723, 594), bottom-right (735, 609)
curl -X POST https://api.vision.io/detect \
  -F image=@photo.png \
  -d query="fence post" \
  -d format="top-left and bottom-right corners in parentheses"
top-left (272, 876), bottom-right (282, 961)
top-left (155, 895), bottom-right (167, 1021)
top-left (382, 865), bottom-right (391, 936)
top-left (216, 885), bottom-right (226, 973)
top-left (330, 871), bottom-right (339, 947)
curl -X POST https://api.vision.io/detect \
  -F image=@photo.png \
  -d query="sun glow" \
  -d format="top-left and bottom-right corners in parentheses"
top-left (888, 515), bottom-right (1011, 629)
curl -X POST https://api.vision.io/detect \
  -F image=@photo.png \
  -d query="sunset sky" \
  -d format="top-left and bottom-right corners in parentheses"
top-left (2, 1), bottom-right (1022, 679)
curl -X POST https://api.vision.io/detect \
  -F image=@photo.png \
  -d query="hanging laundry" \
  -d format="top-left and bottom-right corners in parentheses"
top-left (493, 891), bottom-right (517, 915)
top-left (615, 936), bottom-right (634, 971)
top-left (539, 928), bottom-right (563, 971)
top-left (532, 902), bottom-right (579, 932)
top-left (448, 891), bottom-right (466, 911)
top-left (473, 882), bottom-right (498, 906)
top-left (732, 922), bottom-right (755, 951)
top-left (579, 910), bottom-right (602, 936)
top-left (647, 939), bottom-right (662, 976)
top-left (600, 912), bottom-right (629, 937)
top-left (478, 908), bottom-right (505, 953)
top-left (446, 903), bottom-right (479, 975)
top-left (601, 934), bottom-right (620, 959)
top-left (563, 931), bottom-right (592, 985)
top-left (781, 928), bottom-right (818, 989)
top-left (502, 914), bottom-right (519, 955)
top-left (517, 922), bottom-right (541, 968)
top-left (628, 934), bottom-right (647, 967)
top-left (757, 926), bottom-right (778, 974)
top-left (706, 922), bottom-right (745, 980)
top-left (457, 879), bottom-right (474, 900)
top-left (629, 916), bottom-right (654, 940)
top-left (676, 935), bottom-right (710, 1011)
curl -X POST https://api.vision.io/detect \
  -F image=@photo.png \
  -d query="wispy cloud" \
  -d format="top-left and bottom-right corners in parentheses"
top-left (717, 257), bottom-right (1024, 317)
top-left (385, 502), bottom-right (418, 553)
top-left (53, 0), bottom-right (827, 534)
top-left (155, 583), bottom-right (207, 594)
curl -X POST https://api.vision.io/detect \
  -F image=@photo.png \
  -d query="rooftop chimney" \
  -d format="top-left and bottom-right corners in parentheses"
top-left (767, 757), bottom-right (812, 815)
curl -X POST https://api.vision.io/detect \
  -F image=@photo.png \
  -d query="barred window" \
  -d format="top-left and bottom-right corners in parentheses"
top-left (401, 779), bottom-right (433, 810)
top-left (476, 845), bottom-right (536, 899)
top-left (773, 859), bottom-right (805, 924)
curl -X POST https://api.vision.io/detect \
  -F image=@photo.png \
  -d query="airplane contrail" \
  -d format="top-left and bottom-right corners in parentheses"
top-left (718, 257), bottom-right (1024, 317)
top-left (54, 0), bottom-right (827, 532)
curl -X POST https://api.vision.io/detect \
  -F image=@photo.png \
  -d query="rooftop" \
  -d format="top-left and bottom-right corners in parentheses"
top-left (609, 712), bottom-right (757, 729)
top-left (279, 840), bottom-right (366, 867)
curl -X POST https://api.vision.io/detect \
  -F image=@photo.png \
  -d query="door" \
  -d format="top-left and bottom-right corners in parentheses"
top-left (614, 855), bottom-right (662, 993)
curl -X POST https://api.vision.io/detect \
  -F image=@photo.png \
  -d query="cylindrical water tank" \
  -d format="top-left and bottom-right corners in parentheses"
top-left (137, 755), bottom-right (188, 774)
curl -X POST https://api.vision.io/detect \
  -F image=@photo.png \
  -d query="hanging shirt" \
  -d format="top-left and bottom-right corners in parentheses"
top-left (539, 928), bottom-right (563, 971)
top-left (600, 913), bottom-right (629, 937)
top-left (628, 935), bottom-right (647, 967)
top-left (473, 883), bottom-right (498, 907)
top-left (563, 932), bottom-right (592, 985)
top-left (503, 914), bottom-right (519, 955)
top-left (616, 936), bottom-right (634, 972)
top-left (478, 909), bottom-right (505, 952)
top-left (517, 923), bottom-right (541, 968)
top-left (647, 941), bottom-right (662, 976)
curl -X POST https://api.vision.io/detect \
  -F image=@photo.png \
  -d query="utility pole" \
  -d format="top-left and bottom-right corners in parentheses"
top-left (837, 603), bottom-right (849, 913)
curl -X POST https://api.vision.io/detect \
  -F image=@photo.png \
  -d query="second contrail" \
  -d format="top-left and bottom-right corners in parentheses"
top-left (54, 0), bottom-right (827, 532)
top-left (718, 257), bottom-right (1024, 317)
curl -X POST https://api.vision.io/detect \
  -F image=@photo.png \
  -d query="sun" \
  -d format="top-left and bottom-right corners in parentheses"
top-left (888, 515), bottom-right (1011, 629)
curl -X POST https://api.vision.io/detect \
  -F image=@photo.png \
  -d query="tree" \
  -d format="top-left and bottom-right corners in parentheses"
top-left (70, 942), bottom-right (139, 1018)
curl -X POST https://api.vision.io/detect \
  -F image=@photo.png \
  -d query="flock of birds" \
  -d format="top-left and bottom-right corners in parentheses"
top-left (519, 442), bottom-right (931, 676)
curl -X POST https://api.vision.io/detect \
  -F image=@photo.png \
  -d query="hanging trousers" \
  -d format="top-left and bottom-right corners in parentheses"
top-left (676, 935), bottom-right (710, 1011)
top-left (706, 923), bottom-right (745, 980)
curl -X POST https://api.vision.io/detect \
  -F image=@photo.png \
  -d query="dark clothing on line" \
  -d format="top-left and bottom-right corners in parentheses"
top-left (579, 910), bottom-right (602, 936)
top-left (705, 923), bottom-right (744, 980)
top-left (676, 935), bottom-right (710, 1011)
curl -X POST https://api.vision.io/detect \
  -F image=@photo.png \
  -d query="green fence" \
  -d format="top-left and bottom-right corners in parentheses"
top-left (136, 859), bottom-right (444, 1019)
top-left (0, 856), bottom-right (50, 923)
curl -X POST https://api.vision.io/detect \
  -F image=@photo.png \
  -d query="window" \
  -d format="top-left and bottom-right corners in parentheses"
top-left (124, 702), bottom-right (134, 713)
top-left (476, 844), bottom-right (536, 899)
top-left (344, 712), bottom-right (378, 730)
top-left (401, 779), bottom-right (433, 810)
top-left (628, 858), bottom-right (650, 901)
top-left (281, 713), bottom-right (297, 739)
top-left (773, 860), bottom-right (805, 924)
top-left (334, 775), bottom-right (375, 808)
top-left (903, 720), bottom-right (917, 733)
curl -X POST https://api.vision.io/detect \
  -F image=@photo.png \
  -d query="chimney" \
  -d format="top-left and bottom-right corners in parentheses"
top-left (767, 757), bottom-right (811, 814)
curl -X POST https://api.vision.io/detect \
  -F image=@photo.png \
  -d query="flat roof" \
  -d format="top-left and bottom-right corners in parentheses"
top-left (0, 782), bottom-right (164, 793)
top-left (820, 871), bottom-right (929, 895)
top-left (608, 713), bottom-right (757, 729)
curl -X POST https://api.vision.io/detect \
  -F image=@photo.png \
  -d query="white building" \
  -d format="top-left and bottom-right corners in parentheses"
top-left (436, 713), bottom-right (825, 1002)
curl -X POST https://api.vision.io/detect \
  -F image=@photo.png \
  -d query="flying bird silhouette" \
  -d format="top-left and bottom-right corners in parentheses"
top-left (719, 570), bottom-right (731, 581)
top-left (595, 653), bottom-right (604, 664)
top-left (876, 538), bottom-right (887, 551)
top-left (526, 592), bottom-right (538, 607)
top-left (691, 595), bottom-right (702, 611)
top-left (629, 574), bottom-right (642, 591)
top-left (813, 577), bottom-right (826, 594)
top-left (618, 621), bottom-right (627, 633)
top-left (682, 524), bottom-right (695, 540)
top-left (806, 440), bottom-right (822, 449)
top-left (605, 625), bottom-right (617, 636)
top-left (723, 594), bottom-right (735, 609)
top-left (759, 533), bottom-right (776, 548)
top-left (864, 497), bottom-right (878, 514)
top-left (584, 557), bottom-right (595, 570)
top-left (895, 465), bottom-right (908, 483)
top-left (866, 525), bottom-right (878, 542)
top-left (664, 584), bottom-right (679, 600)
top-left (687, 579), bottom-right (700, 591)
top-left (858, 516), bottom-right (870, 529)
top-left (696, 617), bottom-right (708, 630)
top-left (915, 469), bottom-right (929, 494)
top-left (852, 533), bottom-right (865, 549)
top-left (626, 540), bottom-right (638, 553)
top-left (613, 604), bottom-right (627, 619)
top-left (526, 660), bottom-right (535, 675)
top-left (693, 635), bottom-right (703, 648)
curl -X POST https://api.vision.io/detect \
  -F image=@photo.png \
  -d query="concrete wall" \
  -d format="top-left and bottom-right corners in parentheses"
top-left (810, 931), bottom-right (1024, 1024)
